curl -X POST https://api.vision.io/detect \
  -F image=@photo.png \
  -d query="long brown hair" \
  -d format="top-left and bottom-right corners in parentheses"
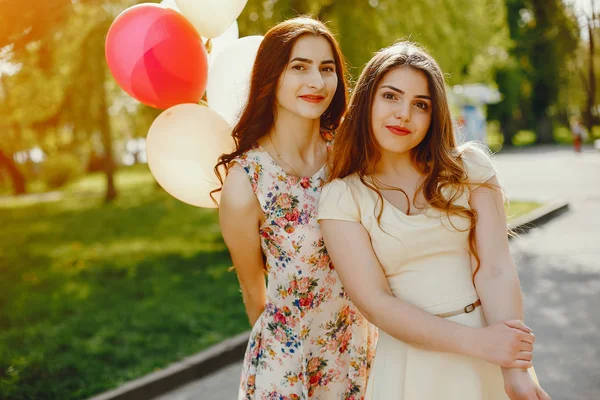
top-left (329, 41), bottom-right (490, 283)
top-left (211, 17), bottom-right (348, 200)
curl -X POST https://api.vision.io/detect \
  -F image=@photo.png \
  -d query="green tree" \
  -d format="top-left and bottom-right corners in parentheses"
top-left (1, 0), bottom-right (145, 200)
top-left (238, 0), bottom-right (510, 82)
top-left (489, 0), bottom-right (579, 144)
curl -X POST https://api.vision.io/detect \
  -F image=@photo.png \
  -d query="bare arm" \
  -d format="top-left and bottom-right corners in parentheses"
top-left (471, 176), bottom-right (525, 340)
top-left (470, 176), bottom-right (550, 400)
top-left (219, 163), bottom-right (267, 327)
top-left (320, 218), bottom-right (533, 368)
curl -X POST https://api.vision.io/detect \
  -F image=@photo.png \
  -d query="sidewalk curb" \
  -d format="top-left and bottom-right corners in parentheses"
top-left (89, 331), bottom-right (250, 400)
top-left (90, 200), bottom-right (570, 400)
top-left (508, 200), bottom-right (570, 236)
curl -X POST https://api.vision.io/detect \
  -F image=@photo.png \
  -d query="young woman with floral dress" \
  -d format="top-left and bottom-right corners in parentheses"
top-left (213, 17), bottom-right (377, 399)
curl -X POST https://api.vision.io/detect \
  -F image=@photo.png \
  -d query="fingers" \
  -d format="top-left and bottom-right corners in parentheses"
top-left (505, 319), bottom-right (532, 333)
top-left (518, 351), bottom-right (533, 362)
top-left (518, 331), bottom-right (536, 345)
top-left (519, 342), bottom-right (533, 352)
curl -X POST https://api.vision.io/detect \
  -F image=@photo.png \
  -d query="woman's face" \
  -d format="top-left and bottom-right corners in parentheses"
top-left (370, 66), bottom-right (432, 156)
top-left (275, 35), bottom-right (338, 121)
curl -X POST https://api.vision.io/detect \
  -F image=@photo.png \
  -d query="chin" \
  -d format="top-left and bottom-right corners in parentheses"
top-left (296, 109), bottom-right (328, 120)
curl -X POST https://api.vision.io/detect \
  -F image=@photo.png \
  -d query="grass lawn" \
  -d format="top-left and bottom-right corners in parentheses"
top-left (0, 165), bottom-right (541, 399)
top-left (505, 200), bottom-right (542, 221)
top-left (0, 165), bottom-right (246, 399)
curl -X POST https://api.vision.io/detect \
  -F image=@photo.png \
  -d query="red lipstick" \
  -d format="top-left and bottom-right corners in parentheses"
top-left (299, 94), bottom-right (325, 104)
top-left (386, 125), bottom-right (412, 136)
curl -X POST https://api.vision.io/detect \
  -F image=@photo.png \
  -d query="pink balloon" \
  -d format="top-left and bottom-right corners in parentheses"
top-left (105, 4), bottom-right (208, 110)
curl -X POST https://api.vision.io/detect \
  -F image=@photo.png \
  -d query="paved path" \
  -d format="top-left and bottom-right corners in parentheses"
top-left (156, 146), bottom-right (600, 400)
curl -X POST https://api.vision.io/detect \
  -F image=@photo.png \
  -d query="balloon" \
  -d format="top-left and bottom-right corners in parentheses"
top-left (174, 0), bottom-right (247, 38)
top-left (160, 0), bottom-right (238, 66)
top-left (205, 21), bottom-right (239, 67)
top-left (161, 0), bottom-right (239, 56)
top-left (159, 0), bottom-right (180, 12)
top-left (206, 35), bottom-right (263, 126)
top-left (146, 104), bottom-right (234, 208)
top-left (105, 4), bottom-right (209, 110)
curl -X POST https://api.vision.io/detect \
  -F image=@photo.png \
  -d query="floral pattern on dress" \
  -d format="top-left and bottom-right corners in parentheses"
top-left (234, 142), bottom-right (378, 400)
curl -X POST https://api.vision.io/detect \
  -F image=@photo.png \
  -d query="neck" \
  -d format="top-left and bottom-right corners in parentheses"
top-left (269, 109), bottom-right (324, 161)
top-left (374, 149), bottom-right (419, 180)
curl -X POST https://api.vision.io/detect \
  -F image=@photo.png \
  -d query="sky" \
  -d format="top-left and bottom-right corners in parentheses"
top-left (573, 0), bottom-right (593, 16)
top-left (565, 0), bottom-right (592, 40)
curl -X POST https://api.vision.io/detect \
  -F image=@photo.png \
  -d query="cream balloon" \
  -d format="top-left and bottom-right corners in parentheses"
top-left (159, 0), bottom-right (180, 12)
top-left (146, 104), bottom-right (233, 208)
top-left (161, 0), bottom-right (239, 61)
top-left (206, 35), bottom-right (263, 126)
top-left (174, 0), bottom-right (247, 38)
top-left (204, 20), bottom-right (239, 67)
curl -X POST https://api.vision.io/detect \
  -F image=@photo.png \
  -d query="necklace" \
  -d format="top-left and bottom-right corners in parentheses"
top-left (268, 134), bottom-right (303, 177)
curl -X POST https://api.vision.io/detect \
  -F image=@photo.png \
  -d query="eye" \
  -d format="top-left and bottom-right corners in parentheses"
top-left (291, 64), bottom-right (306, 71)
top-left (321, 66), bottom-right (335, 72)
top-left (415, 101), bottom-right (429, 110)
top-left (383, 92), bottom-right (397, 100)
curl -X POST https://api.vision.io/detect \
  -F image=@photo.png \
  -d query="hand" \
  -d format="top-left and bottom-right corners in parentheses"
top-left (475, 320), bottom-right (535, 368)
top-left (503, 369), bottom-right (551, 400)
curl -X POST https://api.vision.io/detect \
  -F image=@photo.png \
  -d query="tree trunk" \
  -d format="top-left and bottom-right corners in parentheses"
top-left (93, 22), bottom-right (117, 203)
top-left (100, 103), bottom-right (117, 203)
top-left (499, 117), bottom-right (516, 147)
top-left (0, 150), bottom-right (26, 195)
top-left (535, 115), bottom-right (554, 144)
top-left (586, 9), bottom-right (596, 136)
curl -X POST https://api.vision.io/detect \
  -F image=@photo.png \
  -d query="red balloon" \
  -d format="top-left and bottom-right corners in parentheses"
top-left (105, 4), bottom-right (208, 110)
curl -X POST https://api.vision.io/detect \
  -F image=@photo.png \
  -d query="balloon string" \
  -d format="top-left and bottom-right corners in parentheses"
top-left (200, 40), bottom-right (211, 106)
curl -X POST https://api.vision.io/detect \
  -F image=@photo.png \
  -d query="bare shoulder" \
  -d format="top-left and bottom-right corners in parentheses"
top-left (220, 163), bottom-right (261, 215)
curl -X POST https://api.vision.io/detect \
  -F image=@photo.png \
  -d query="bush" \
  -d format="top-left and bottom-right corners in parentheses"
top-left (41, 153), bottom-right (83, 189)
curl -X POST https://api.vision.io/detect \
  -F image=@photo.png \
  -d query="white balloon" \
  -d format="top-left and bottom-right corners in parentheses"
top-left (206, 35), bottom-right (263, 126)
top-left (204, 20), bottom-right (239, 67)
top-left (159, 0), bottom-right (180, 12)
top-left (163, 0), bottom-right (239, 61)
top-left (174, 0), bottom-right (247, 38)
top-left (146, 104), bottom-right (234, 208)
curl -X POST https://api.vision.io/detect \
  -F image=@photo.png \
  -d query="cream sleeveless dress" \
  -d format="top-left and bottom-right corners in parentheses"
top-left (233, 142), bottom-right (378, 400)
top-left (317, 146), bottom-right (538, 400)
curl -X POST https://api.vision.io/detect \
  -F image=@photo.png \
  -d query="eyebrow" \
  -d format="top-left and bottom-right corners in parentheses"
top-left (289, 57), bottom-right (336, 65)
top-left (381, 84), bottom-right (432, 100)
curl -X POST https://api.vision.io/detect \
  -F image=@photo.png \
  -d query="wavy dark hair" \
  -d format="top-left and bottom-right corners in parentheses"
top-left (211, 16), bottom-right (348, 201)
top-left (329, 41), bottom-right (494, 283)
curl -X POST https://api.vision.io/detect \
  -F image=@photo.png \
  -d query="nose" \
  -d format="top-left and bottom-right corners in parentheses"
top-left (394, 101), bottom-right (411, 123)
top-left (307, 68), bottom-right (325, 90)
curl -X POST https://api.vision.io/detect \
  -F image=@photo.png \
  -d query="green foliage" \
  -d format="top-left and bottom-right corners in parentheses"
top-left (41, 152), bottom-right (83, 189)
top-left (238, 0), bottom-right (510, 82)
top-left (0, 0), bottom-right (145, 173)
top-left (489, 0), bottom-right (580, 144)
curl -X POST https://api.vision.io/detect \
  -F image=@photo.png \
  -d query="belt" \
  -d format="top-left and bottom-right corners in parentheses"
top-left (435, 299), bottom-right (482, 318)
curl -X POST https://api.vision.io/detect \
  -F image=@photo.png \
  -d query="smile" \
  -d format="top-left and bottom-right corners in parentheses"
top-left (299, 95), bottom-right (325, 104)
top-left (386, 125), bottom-right (412, 136)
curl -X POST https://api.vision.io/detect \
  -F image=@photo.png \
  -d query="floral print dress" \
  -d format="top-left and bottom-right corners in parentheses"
top-left (233, 141), bottom-right (377, 400)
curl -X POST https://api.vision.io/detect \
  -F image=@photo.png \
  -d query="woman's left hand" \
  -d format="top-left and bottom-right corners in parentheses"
top-left (503, 369), bottom-right (551, 400)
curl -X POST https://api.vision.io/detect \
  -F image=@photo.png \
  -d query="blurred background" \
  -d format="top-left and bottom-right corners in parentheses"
top-left (0, 0), bottom-right (595, 399)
